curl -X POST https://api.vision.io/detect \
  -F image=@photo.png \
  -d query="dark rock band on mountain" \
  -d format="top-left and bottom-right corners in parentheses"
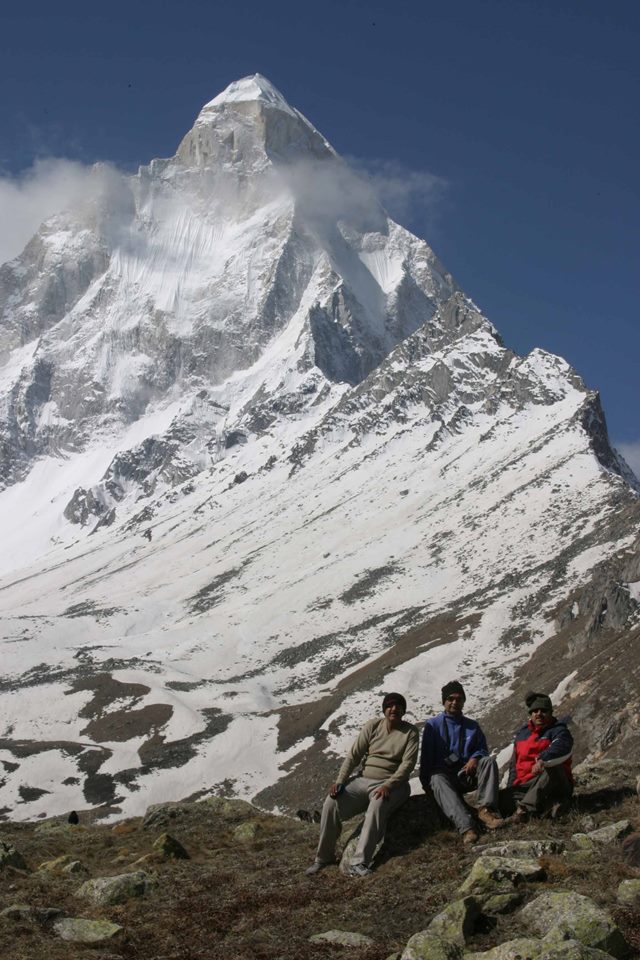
top-left (306, 683), bottom-right (573, 877)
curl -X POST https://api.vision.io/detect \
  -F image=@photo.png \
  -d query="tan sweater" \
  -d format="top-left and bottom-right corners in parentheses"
top-left (337, 717), bottom-right (419, 789)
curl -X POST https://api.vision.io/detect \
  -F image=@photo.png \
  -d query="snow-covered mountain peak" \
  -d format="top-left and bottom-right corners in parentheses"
top-left (178, 76), bottom-right (333, 169)
top-left (205, 74), bottom-right (297, 116)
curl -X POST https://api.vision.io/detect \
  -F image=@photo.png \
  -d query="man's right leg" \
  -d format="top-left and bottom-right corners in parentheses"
top-left (430, 772), bottom-right (476, 836)
top-left (311, 779), bottom-right (371, 868)
top-left (515, 766), bottom-right (573, 817)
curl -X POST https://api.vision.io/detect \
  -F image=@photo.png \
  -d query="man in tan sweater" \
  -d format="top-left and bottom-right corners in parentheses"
top-left (305, 692), bottom-right (419, 877)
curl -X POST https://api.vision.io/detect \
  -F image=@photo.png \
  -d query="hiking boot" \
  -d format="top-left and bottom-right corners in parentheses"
top-left (348, 863), bottom-right (373, 877)
top-left (506, 805), bottom-right (529, 825)
top-left (462, 828), bottom-right (479, 845)
top-left (305, 860), bottom-right (328, 876)
top-left (477, 806), bottom-right (505, 830)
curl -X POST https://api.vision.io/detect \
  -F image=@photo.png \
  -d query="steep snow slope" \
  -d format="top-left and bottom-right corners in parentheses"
top-left (0, 76), bottom-right (638, 821)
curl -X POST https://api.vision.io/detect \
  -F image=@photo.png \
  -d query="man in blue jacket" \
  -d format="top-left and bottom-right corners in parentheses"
top-left (420, 680), bottom-right (503, 844)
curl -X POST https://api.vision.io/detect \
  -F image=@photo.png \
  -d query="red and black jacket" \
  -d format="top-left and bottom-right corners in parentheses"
top-left (507, 717), bottom-right (573, 787)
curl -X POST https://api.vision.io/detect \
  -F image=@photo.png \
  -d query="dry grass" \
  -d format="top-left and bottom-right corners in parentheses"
top-left (0, 790), bottom-right (638, 960)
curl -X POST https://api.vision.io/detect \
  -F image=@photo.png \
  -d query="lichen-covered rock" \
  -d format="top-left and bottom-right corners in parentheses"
top-left (37, 853), bottom-right (83, 874)
top-left (152, 832), bottom-right (190, 859)
top-left (521, 891), bottom-right (630, 959)
top-left (233, 820), bottom-right (261, 842)
top-left (583, 820), bottom-right (632, 844)
top-left (480, 892), bottom-right (523, 915)
top-left (142, 802), bottom-right (193, 829)
top-left (309, 930), bottom-right (374, 946)
top-left (465, 938), bottom-right (615, 959)
top-left (571, 834), bottom-right (597, 852)
top-left (1, 904), bottom-right (64, 924)
top-left (476, 840), bottom-right (565, 859)
top-left (458, 857), bottom-right (545, 894)
top-left (401, 931), bottom-right (463, 960)
top-left (62, 860), bottom-right (88, 876)
top-left (464, 939), bottom-right (546, 960)
top-left (53, 917), bottom-right (123, 943)
top-left (76, 870), bottom-right (156, 906)
top-left (428, 897), bottom-right (479, 946)
top-left (0, 840), bottom-right (27, 871)
top-left (617, 879), bottom-right (640, 908)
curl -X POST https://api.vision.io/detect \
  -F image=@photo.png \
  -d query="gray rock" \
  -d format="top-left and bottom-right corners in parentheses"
top-left (0, 840), bottom-right (27, 871)
top-left (76, 870), bottom-right (156, 906)
top-left (309, 930), bottom-right (374, 946)
top-left (571, 834), bottom-right (597, 852)
top-left (480, 892), bottom-right (524, 915)
top-left (476, 840), bottom-right (565, 859)
top-left (1, 904), bottom-right (64, 924)
top-left (465, 938), bottom-right (615, 959)
top-left (428, 897), bottom-right (480, 946)
top-left (152, 832), bottom-right (190, 859)
top-left (616, 879), bottom-right (640, 908)
top-left (458, 857), bottom-right (545, 894)
top-left (401, 931), bottom-right (463, 960)
top-left (584, 820), bottom-right (632, 844)
top-left (233, 820), bottom-right (261, 842)
top-left (520, 890), bottom-right (630, 958)
top-left (54, 917), bottom-right (123, 943)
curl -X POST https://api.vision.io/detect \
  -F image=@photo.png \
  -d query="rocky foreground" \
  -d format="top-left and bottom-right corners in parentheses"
top-left (0, 759), bottom-right (638, 960)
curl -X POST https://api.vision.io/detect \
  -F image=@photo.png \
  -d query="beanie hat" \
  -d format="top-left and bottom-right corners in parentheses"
top-left (441, 680), bottom-right (466, 704)
top-left (382, 692), bottom-right (407, 713)
top-left (525, 692), bottom-right (552, 713)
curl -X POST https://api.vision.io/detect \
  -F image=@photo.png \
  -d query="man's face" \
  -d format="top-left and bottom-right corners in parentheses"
top-left (529, 707), bottom-right (552, 729)
top-left (444, 693), bottom-right (464, 716)
top-left (384, 701), bottom-right (405, 726)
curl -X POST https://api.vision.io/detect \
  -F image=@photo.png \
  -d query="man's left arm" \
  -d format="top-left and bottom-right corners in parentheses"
top-left (461, 722), bottom-right (489, 774)
top-left (537, 724), bottom-right (573, 768)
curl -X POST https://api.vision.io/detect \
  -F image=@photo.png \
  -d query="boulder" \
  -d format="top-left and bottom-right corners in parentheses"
top-left (520, 891), bottom-right (630, 959)
top-left (465, 938), bottom-right (615, 959)
top-left (53, 917), bottom-right (123, 943)
top-left (616, 879), bottom-right (640, 908)
top-left (428, 897), bottom-right (480, 946)
top-left (583, 820), bottom-right (632, 844)
top-left (458, 857), bottom-right (545, 895)
top-left (37, 853), bottom-right (85, 874)
top-left (1, 904), bottom-right (64, 924)
top-left (475, 840), bottom-right (565, 859)
top-left (401, 931), bottom-right (463, 960)
top-left (76, 870), bottom-right (156, 906)
top-left (152, 832), bottom-right (190, 859)
top-left (233, 820), bottom-right (262, 842)
top-left (142, 802), bottom-right (193, 829)
top-left (309, 930), bottom-right (374, 947)
top-left (480, 892), bottom-right (523, 915)
top-left (571, 835), bottom-right (597, 852)
top-left (0, 839), bottom-right (27, 871)
top-left (62, 860), bottom-right (89, 876)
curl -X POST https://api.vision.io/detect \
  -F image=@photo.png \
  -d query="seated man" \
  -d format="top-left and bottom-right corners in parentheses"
top-left (305, 692), bottom-right (419, 877)
top-left (504, 692), bottom-right (573, 822)
top-left (420, 680), bottom-right (503, 845)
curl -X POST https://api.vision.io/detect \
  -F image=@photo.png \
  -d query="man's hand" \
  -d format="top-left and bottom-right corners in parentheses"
top-left (373, 785), bottom-right (391, 800)
top-left (532, 759), bottom-right (545, 776)
top-left (461, 757), bottom-right (478, 776)
top-left (329, 783), bottom-right (344, 798)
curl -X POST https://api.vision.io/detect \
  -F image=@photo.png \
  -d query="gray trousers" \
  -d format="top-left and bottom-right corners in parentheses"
top-left (507, 765), bottom-right (573, 814)
top-left (430, 756), bottom-right (500, 835)
top-left (315, 777), bottom-right (410, 867)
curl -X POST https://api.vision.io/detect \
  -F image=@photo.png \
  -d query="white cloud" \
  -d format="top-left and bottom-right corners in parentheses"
top-left (349, 157), bottom-right (447, 229)
top-left (615, 442), bottom-right (640, 480)
top-left (0, 159), bottom-right (114, 266)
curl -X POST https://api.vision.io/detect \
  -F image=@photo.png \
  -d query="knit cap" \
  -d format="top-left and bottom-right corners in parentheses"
top-left (526, 692), bottom-right (553, 712)
top-left (382, 692), bottom-right (407, 713)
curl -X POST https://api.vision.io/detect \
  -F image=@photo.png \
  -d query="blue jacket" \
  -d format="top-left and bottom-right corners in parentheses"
top-left (419, 712), bottom-right (489, 788)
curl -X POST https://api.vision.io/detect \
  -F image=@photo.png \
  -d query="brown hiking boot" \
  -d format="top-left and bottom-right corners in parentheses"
top-left (477, 806), bottom-right (505, 830)
top-left (462, 828), bottom-right (479, 845)
top-left (506, 805), bottom-right (529, 825)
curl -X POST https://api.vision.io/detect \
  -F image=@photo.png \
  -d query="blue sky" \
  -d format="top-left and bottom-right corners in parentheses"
top-left (1, 0), bottom-right (638, 466)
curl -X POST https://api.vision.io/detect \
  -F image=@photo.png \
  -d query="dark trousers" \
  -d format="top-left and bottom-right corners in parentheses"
top-left (503, 765), bottom-right (573, 815)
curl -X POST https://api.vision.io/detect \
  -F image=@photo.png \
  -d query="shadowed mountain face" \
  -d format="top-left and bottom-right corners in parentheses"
top-left (0, 75), bottom-right (638, 822)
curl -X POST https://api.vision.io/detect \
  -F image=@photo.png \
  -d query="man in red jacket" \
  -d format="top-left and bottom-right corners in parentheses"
top-left (505, 692), bottom-right (573, 822)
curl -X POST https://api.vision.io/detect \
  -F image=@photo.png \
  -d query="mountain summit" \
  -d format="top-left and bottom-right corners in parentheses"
top-left (0, 78), bottom-right (638, 822)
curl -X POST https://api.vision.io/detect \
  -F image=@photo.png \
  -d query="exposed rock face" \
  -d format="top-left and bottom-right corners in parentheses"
top-left (0, 74), bottom-right (638, 821)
